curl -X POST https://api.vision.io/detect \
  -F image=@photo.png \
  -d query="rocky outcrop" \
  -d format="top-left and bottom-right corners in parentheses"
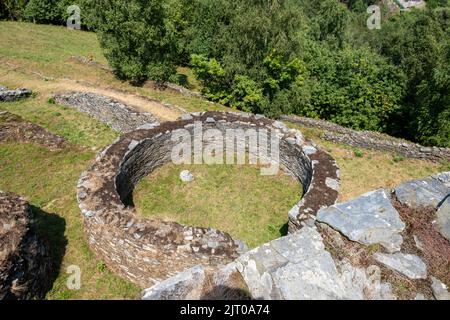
top-left (373, 253), bottom-right (427, 280)
top-left (316, 189), bottom-right (405, 253)
top-left (141, 171), bottom-right (450, 300)
top-left (280, 114), bottom-right (450, 162)
top-left (146, 225), bottom-right (395, 300)
top-left (54, 92), bottom-right (160, 133)
top-left (0, 192), bottom-right (52, 300)
top-left (395, 173), bottom-right (450, 208)
top-left (431, 277), bottom-right (450, 300)
top-left (77, 111), bottom-right (339, 288)
top-left (0, 86), bottom-right (32, 102)
top-left (142, 265), bottom-right (206, 300)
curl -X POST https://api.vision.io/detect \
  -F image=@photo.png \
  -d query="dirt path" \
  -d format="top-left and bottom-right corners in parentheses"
top-left (37, 79), bottom-right (182, 122)
top-left (0, 61), bottom-right (183, 122)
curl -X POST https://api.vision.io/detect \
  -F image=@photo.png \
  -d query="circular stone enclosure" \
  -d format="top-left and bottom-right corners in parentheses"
top-left (77, 111), bottom-right (340, 288)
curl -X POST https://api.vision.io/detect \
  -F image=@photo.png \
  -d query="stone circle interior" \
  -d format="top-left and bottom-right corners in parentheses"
top-left (76, 111), bottom-right (340, 288)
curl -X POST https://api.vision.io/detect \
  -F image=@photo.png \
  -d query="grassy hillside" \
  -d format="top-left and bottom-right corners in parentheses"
top-left (0, 22), bottom-right (448, 299)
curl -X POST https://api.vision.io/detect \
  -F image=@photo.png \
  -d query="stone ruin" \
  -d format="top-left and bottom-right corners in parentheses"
top-left (281, 114), bottom-right (450, 163)
top-left (0, 86), bottom-right (32, 103)
top-left (143, 171), bottom-right (450, 300)
top-left (0, 111), bottom-right (67, 150)
top-left (76, 111), bottom-right (340, 289)
top-left (54, 92), bottom-right (160, 133)
top-left (0, 192), bottom-right (52, 300)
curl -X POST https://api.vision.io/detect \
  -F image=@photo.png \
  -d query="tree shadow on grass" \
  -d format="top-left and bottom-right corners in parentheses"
top-left (31, 205), bottom-right (67, 298)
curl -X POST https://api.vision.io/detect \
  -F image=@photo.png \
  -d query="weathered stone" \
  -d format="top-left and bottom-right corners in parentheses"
top-left (325, 177), bottom-right (339, 191)
top-left (374, 252), bottom-right (427, 279)
top-left (234, 239), bottom-right (248, 254)
top-left (180, 114), bottom-right (193, 121)
top-left (337, 261), bottom-right (395, 300)
top-left (302, 145), bottom-right (317, 155)
top-left (280, 115), bottom-right (450, 163)
top-left (235, 243), bottom-right (287, 300)
top-left (395, 175), bottom-right (450, 208)
top-left (436, 196), bottom-right (450, 241)
top-left (78, 111), bottom-right (339, 288)
top-left (270, 228), bottom-right (350, 300)
top-left (316, 189), bottom-right (405, 252)
top-left (0, 111), bottom-right (67, 150)
top-left (137, 123), bottom-right (159, 130)
top-left (414, 293), bottom-right (426, 300)
top-left (0, 87), bottom-right (32, 102)
top-left (237, 226), bottom-right (394, 300)
top-left (180, 170), bottom-right (194, 183)
top-left (431, 277), bottom-right (450, 300)
top-left (0, 192), bottom-right (52, 300)
top-left (433, 171), bottom-right (450, 187)
top-left (54, 92), bottom-right (159, 133)
top-left (413, 235), bottom-right (424, 251)
top-left (142, 265), bottom-right (206, 300)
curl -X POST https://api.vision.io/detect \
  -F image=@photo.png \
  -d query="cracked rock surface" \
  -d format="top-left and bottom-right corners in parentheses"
top-left (316, 189), bottom-right (405, 253)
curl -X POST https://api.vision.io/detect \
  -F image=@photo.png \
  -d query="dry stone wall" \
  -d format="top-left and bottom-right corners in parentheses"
top-left (144, 171), bottom-right (450, 300)
top-left (54, 92), bottom-right (160, 133)
top-left (77, 111), bottom-right (339, 288)
top-left (0, 192), bottom-right (52, 300)
top-left (0, 86), bottom-right (32, 102)
top-left (281, 115), bottom-right (450, 162)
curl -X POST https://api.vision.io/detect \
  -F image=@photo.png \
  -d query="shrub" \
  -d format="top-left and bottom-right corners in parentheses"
top-left (0, 0), bottom-right (29, 20)
top-left (94, 0), bottom-right (177, 84)
top-left (23, 0), bottom-right (61, 24)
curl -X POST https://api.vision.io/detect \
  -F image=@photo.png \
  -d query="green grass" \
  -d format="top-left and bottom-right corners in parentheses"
top-left (0, 143), bottom-right (140, 299)
top-left (287, 123), bottom-right (450, 201)
top-left (0, 21), bottom-right (448, 300)
top-left (133, 163), bottom-right (300, 248)
top-left (0, 98), bottom-right (118, 148)
top-left (0, 21), bottom-right (106, 78)
top-left (0, 21), bottom-right (227, 115)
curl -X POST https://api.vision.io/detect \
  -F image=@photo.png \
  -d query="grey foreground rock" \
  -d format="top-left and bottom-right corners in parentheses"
top-left (431, 277), bottom-right (450, 300)
top-left (236, 226), bottom-right (394, 300)
top-left (373, 252), bottom-right (427, 279)
top-left (0, 87), bottom-right (32, 102)
top-left (436, 196), bottom-right (450, 241)
top-left (180, 113), bottom-right (193, 121)
top-left (414, 293), bottom-right (426, 300)
top-left (54, 92), bottom-right (160, 133)
top-left (395, 173), bottom-right (450, 208)
top-left (316, 189), bottom-right (405, 253)
top-left (142, 265), bottom-right (206, 300)
top-left (180, 170), bottom-right (194, 182)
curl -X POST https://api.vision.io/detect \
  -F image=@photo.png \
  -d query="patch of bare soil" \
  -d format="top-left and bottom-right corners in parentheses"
top-left (0, 111), bottom-right (67, 150)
